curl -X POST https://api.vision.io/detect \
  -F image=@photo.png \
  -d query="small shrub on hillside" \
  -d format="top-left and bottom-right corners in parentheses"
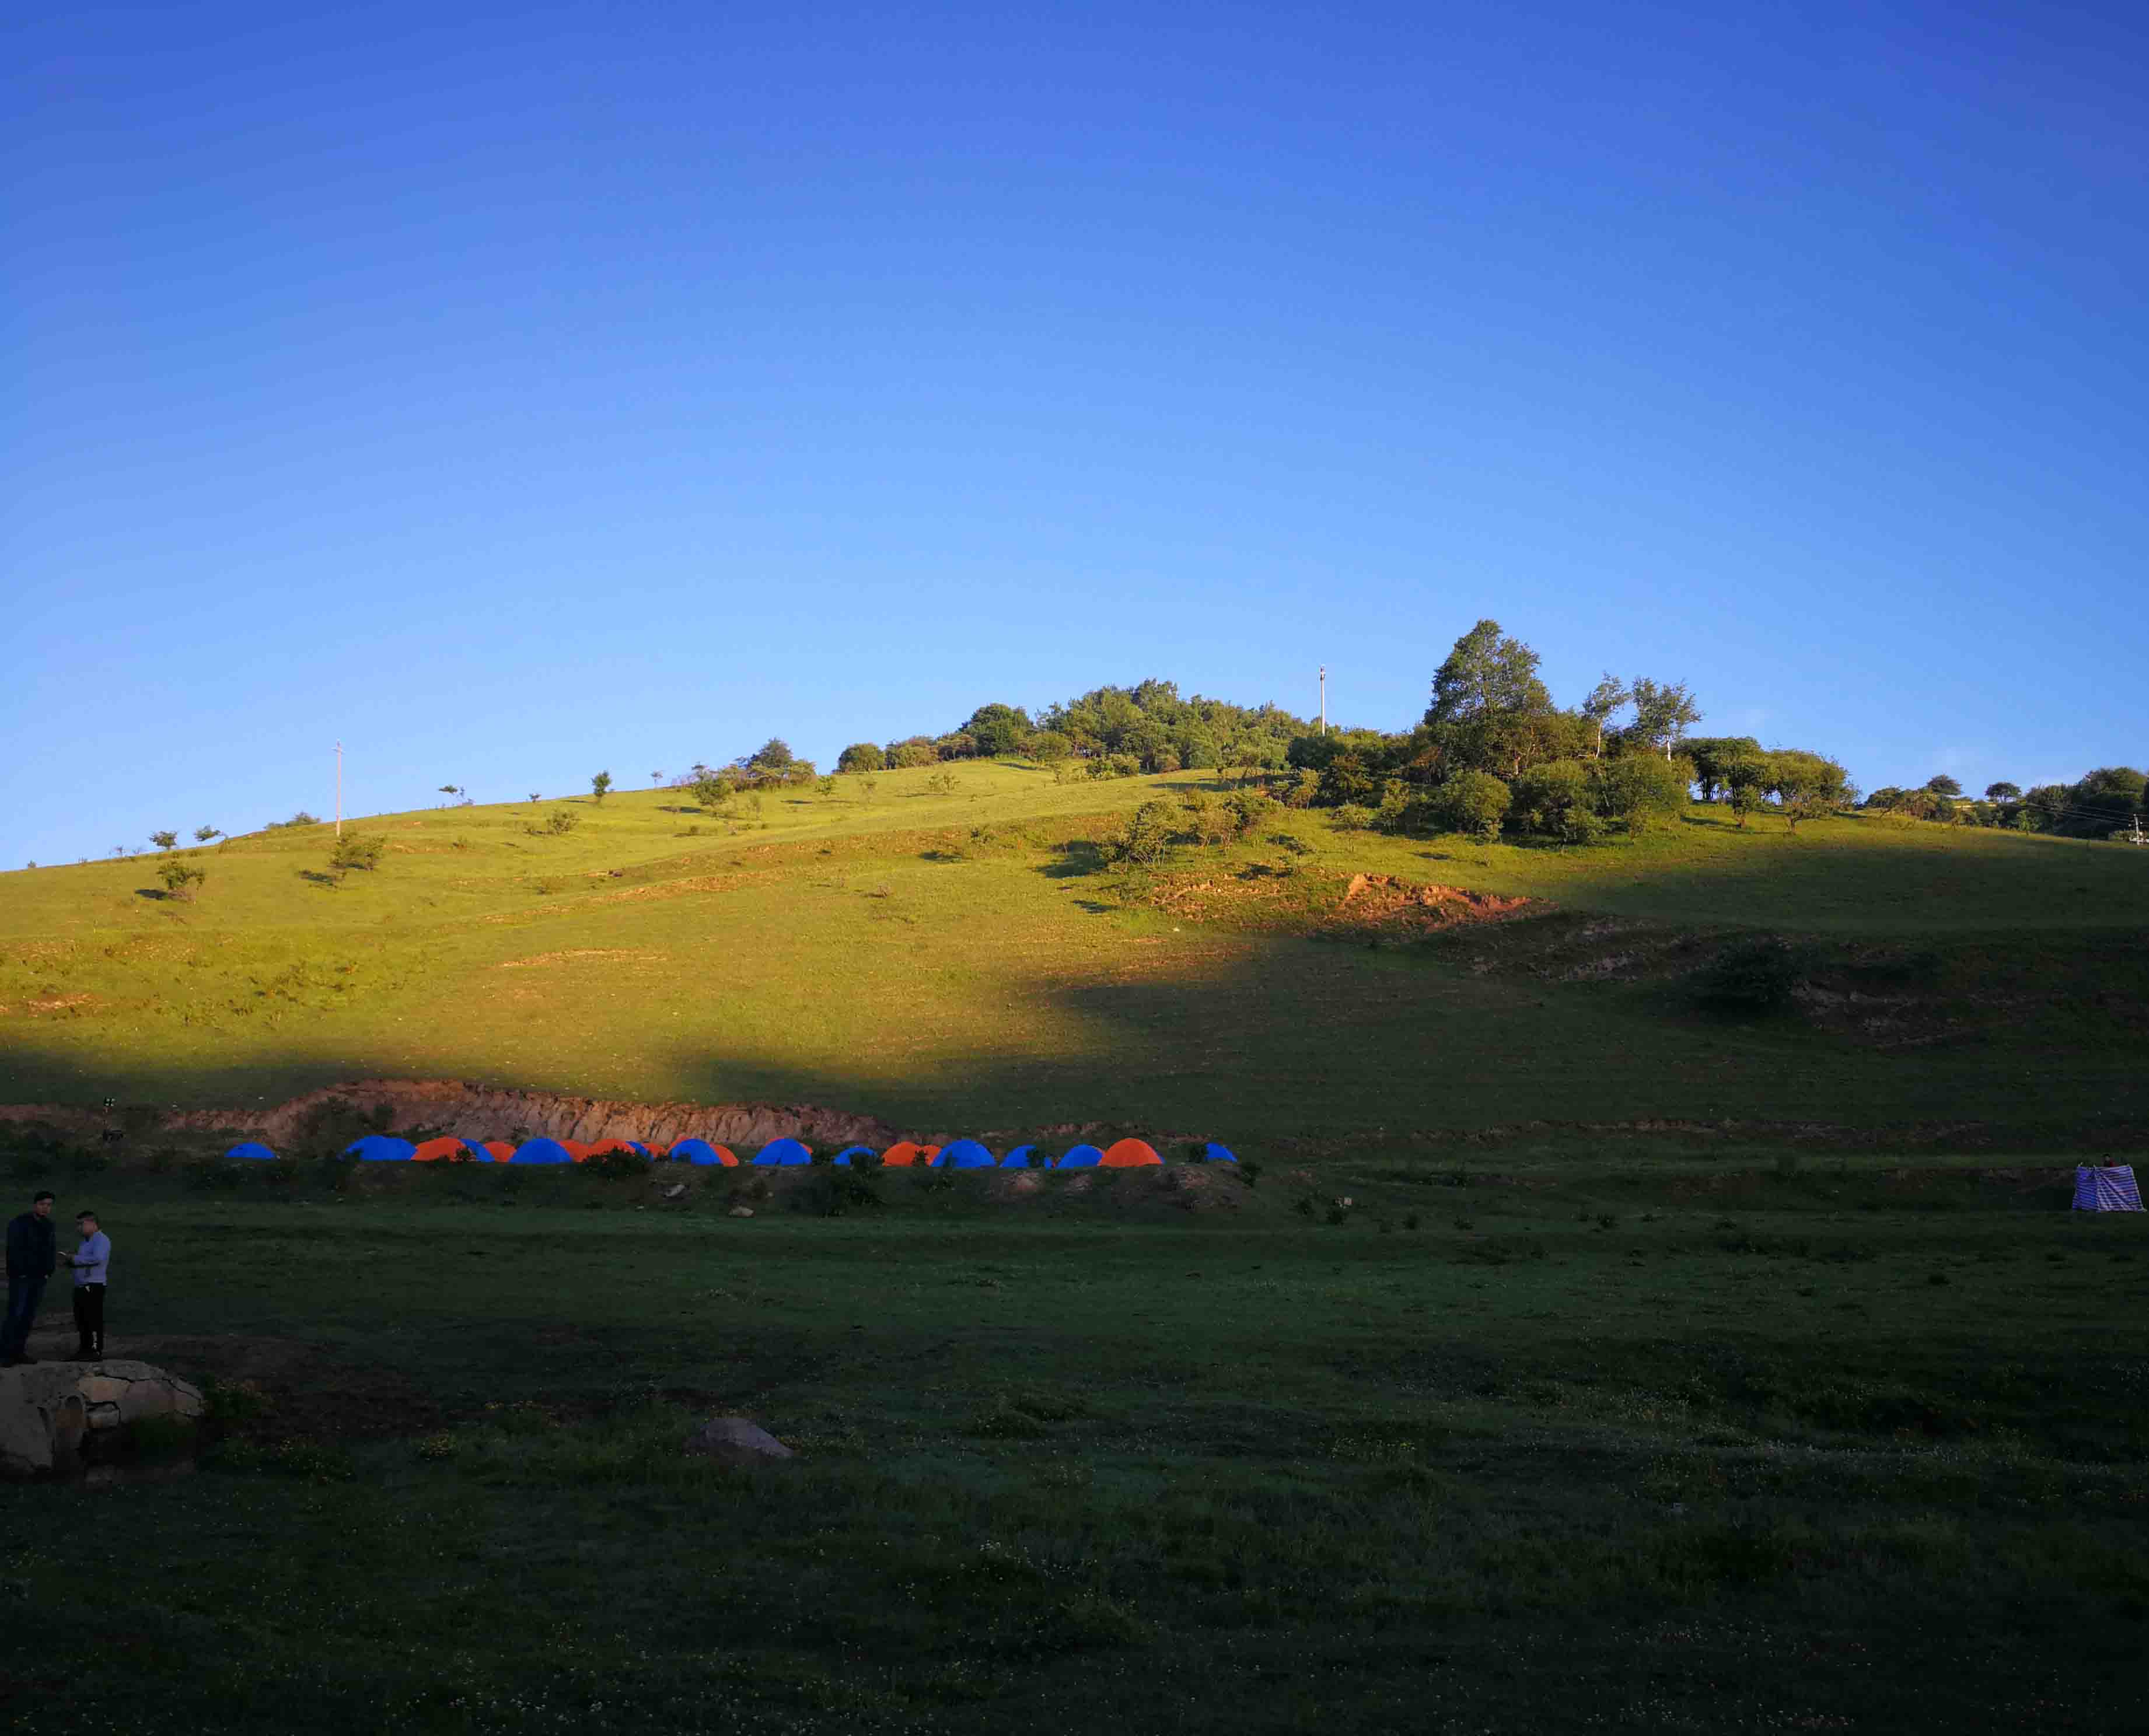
top-left (1437, 771), bottom-right (1511, 841)
top-left (1225, 790), bottom-right (1277, 835)
top-left (585, 1148), bottom-right (652, 1180)
top-left (803, 1167), bottom-right (881, 1216)
top-left (1105, 801), bottom-right (1179, 868)
top-left (1327, 804), bottom-right (1374, 832)
top-left (327, 834), bottom-right (385, 877)
top-left (1595, 753), bottom-right (1694, 835)
top-left (158, 860), bottom-right (207, 901)
top-left (1697, 938), bottom-right (1813, 1017)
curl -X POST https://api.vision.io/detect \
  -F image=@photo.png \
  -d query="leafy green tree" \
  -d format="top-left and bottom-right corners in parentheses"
top-left (590, 771), bottom-right (613, 803)
top-left (1316, 751), bottom-right (1381, 808)
top-left (1026, 730), bottom-right (1071, 764)
top-left (1984, 782), bottom-right (2021, 804)
top-left (1724, 754), bottom-right (1771, 828)
top-left (193, 826), bottom-right (222, 844)
top-left (1437, 771), bottom-right (1511, 841)
top-left (149, 831), bottom-right (178, 851)
top-left (158, 860), bottom-right (205, 901)
top-left (750, 739), bottom-right (795, 772)
top-left (1580, 674), bottom-right (1628, 757)
top-left (1682, 737), bottom-right (1763, 804)
top-left (837, 743), bottom-right (885, 774)
top-left (888, 741), bottom-right (937, 769)
top-left (1923, 774), bottom-right (1962, 797)
top-left (1594, 754), bottom-right (1693, 835)
top-left (963, 704), bottom-right (1032, 758)
top-left (689, 772), bottom-right (731, 814)
top-left (1627, 678), bottom-right (1703, 761)
top-left (1424, 620), bottom-right (1552, 725)
top-left (1773, 752), bottom-right (1854, 832)
top-left (2070, 766), bottom-right (2146, 836)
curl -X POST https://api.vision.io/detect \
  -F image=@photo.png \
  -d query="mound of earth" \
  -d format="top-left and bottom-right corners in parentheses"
top-left (0, 1082), bottom-right (906, 1153)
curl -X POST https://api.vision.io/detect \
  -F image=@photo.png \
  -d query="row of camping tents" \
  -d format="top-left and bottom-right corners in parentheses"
top-left (222, 1135), bottom-right (1236, 1168)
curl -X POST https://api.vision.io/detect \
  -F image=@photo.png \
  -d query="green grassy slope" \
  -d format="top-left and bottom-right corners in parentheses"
top-left (4, 764), bottom-right (2145, 1138)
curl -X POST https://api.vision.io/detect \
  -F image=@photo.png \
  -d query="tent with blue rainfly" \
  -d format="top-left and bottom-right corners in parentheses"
top-left (623, 1141), bottom-right (651, 1157)
top-left (935, 1139), bottom-right (995, 1168)
top-left (2073, 1166), bottom-right (2143, 1211)
top-left (345, 1135), bottom-right (416, 1163)
top-left (1201, 1142), bottom-right (1239, 1163)
top-left (754, 1138), bottom-right (813, 1166)
top-left (1054, 1144), bottom-right (1105, 1168)
top-left (831, 1146), bottom-right (876, 1166)
top-left (225, 1142), bottom-right (277, 1161)
top-left (668, 1138), bottom-right (738, 1167)
top-left (509, 1138), bottom-right (575, 1165)
top-left (1000, 1145), bottom-right (1036, 1167)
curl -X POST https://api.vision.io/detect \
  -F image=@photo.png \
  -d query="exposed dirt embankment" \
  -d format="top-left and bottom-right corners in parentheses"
top-left (0, 1081), bottom-right (904, 1151)
top-left (1147, 866), bottom-right (1539, 936)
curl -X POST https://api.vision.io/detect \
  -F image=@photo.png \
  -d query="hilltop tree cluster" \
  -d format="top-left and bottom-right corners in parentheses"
top-left (801, 620), bottom-right (1857, 847)
top-left (1865, 768), bottom-right (2147, 838)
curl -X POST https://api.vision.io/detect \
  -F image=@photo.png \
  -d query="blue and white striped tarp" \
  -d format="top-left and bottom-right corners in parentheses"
top-left (2072, 1166), bottom-right (2143, 1211)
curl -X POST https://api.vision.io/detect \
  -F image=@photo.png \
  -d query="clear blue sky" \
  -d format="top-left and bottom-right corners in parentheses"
top-left (8, 1), bottom-right (2145, 866)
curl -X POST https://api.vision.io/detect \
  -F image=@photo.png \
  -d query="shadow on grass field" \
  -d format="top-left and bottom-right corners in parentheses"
top-left (0, 1160), bottom-right (2142, 1733)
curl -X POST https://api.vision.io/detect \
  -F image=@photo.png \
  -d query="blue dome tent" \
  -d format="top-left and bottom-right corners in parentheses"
top-left (831, 1146), bottom-right (876, 1166)
top-left (1000, 1145), bottom-right (1036, 1167)
top-left (225, 1142), bottom-right (277, 1161)
top-left (509, 1138), bottom-right (575, 1165)
top-left (623, 1141), bottom-right (651, 1157)
top-left (1054, 1144), bottom-right (1105, 1168)
top-left (1202, 1142), bottom-right (1239, 1163)
top-left (935, 1140), bottom-right (995, 1168)
top-left (345, 1135), bottom-right (415, 1163)
top-left (754, 1138), bottom-right (813, 1166)
top-left (668, 1138), bottom-right (736, 1167)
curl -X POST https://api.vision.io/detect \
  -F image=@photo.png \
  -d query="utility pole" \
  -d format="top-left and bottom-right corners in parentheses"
top-left (1319, 667), bottom-right (1327, 736)
top-left (335, 741), bottom-right (343, 838)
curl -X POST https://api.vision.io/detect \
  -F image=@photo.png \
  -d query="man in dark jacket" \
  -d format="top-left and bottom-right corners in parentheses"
top-left (2, 1191), bottom-right (58, 1366)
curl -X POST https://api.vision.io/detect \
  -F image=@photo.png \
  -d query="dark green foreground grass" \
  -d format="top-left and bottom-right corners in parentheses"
top-left (2, 1158), bottom-right (2144, 1734)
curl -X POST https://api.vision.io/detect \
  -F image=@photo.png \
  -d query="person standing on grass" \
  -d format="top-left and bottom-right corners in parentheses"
top-left (1, 1191), bottom-right (57, 1367)
top-left (62, 1210), bottom-right (109, 1363)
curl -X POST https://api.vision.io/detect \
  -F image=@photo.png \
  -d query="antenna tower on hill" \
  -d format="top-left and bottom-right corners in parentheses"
top-left (1319, 666), bottom-right (1326, 734)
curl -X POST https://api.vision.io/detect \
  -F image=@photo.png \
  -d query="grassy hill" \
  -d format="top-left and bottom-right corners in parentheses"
top-left (4, 762), bottom-right (2145, 1143)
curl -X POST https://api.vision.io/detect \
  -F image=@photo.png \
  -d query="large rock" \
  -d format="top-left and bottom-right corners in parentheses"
top-left (0, 1360), bottom-right (204, 1478)
top-left (684, 1416), bottom-right (794, 1466)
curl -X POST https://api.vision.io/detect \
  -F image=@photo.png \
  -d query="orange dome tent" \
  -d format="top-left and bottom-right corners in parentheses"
top-left (880, 1142), bottom-right (942, 1167)
top-left (411, 1137), bottom-right (487, 1163)
top-left (1101, 1138), bottom-right (1163, 1168)
top-left (582, 1140), bottom-right (644, 1161)
top-left (484, 1141), bottom-right (515, 1163)
top-left (561, 1140), bottom-right (593, 1161)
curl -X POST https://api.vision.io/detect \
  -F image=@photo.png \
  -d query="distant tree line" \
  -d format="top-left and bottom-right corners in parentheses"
top-left (1864, 768), bottom-right (2147, 839)
top-left (798, 620), bottom-right (1863, 846)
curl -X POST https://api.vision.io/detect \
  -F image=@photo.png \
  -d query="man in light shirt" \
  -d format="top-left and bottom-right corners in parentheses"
top-left (62, 1210), bottom-right (110, 1363)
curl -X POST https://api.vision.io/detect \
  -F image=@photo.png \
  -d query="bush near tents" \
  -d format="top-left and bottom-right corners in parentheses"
top-left (832, 1145), bottom-right (878, 1166)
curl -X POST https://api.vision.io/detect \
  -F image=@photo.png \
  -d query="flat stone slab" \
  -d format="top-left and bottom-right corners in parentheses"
top-left (684, 1416), bottom-right (794, 1465)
